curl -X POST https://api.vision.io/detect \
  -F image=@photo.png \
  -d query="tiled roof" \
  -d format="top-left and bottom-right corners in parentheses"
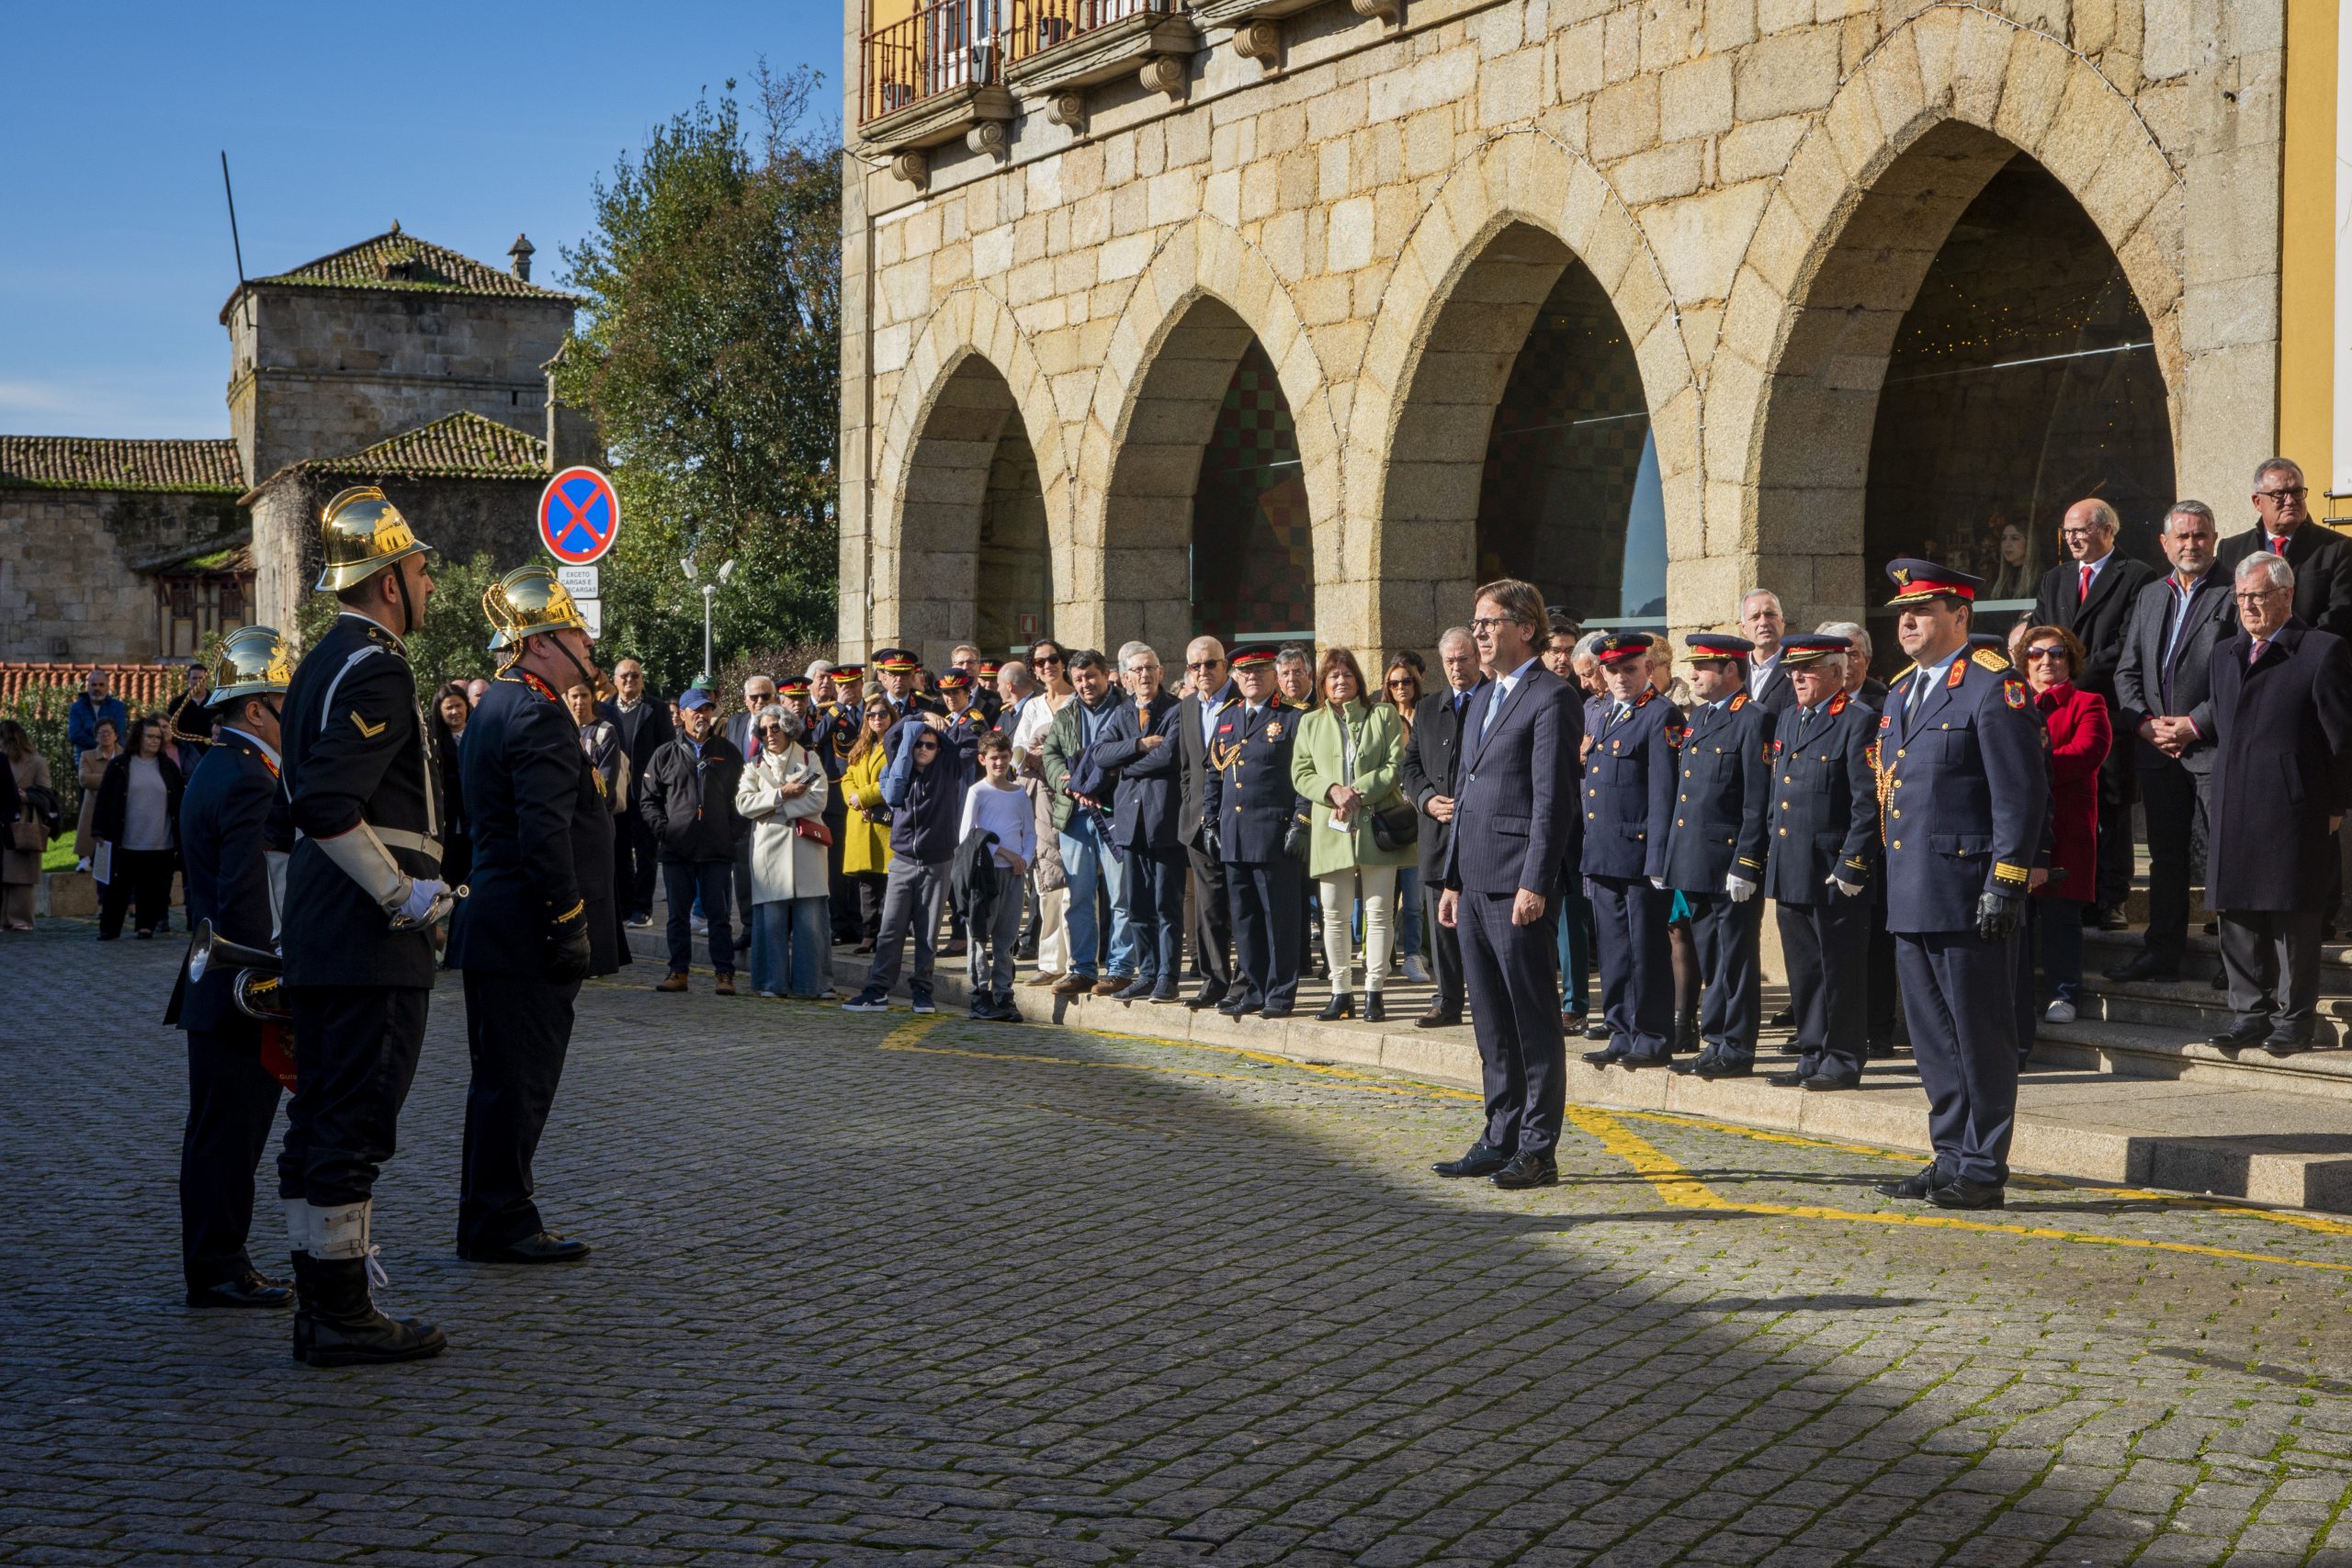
top-left (0, 436), bottom-right (244, 494)
top-left (232, 225), bottom-right (580, 311)
top-left (243, 412), bottom-right (548, 499)
top-left (0, 663), bottom-right (190, 710)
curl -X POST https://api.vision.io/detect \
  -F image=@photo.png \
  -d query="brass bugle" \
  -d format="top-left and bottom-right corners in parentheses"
top-left (187, 919), bottom-right (282, 983)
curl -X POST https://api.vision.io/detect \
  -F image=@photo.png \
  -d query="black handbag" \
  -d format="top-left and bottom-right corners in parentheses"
top-left (1369, 799), bottom-right (1419, 852)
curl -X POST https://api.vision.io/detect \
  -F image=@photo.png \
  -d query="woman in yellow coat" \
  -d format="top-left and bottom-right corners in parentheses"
top-left (835, 695), bottom-right (897, 953)
top-left (1290, 648), bottom-right (1415, 1021)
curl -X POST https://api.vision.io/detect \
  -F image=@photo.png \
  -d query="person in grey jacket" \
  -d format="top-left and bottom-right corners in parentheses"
top-left (1041, 651), bottom-right (1133, 996)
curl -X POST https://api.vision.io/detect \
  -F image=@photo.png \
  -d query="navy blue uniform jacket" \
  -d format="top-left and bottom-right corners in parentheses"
top-left (1760, 692), bottom-right (1880, 905)
top-left (279, 613), bottom-right (444, 989)
top-left (1580, 690), bottom-right (1679, 883)
top-left (448, 672), bottom-right (622, 978)
top-left (1442, 664), bottom-right (1582, 897)
top-left (1877, 649), bottom-right (2046, 933)
top-left (1661, 690), bottom-right (1773, 893)
top-left (171, 732), bottom-right (288, 1035)
top-left (1201, 699), bottom-right (1306, 863)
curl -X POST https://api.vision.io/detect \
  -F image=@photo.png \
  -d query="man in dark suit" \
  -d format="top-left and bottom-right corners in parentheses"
top-left (2215, 457), bottom-right (2352, 639)
top-left (601, 657), bottom-right (673, 930)
top-left (168, 626), bottom-right (296, 1310)
top-left (448, 566), bottom-right (623, 1266)
top-left (1201, 646), bottom-right (1306, 1019)
top-left (1818, 622), bottom-right (1898, 1048)
top-left (1432, 580), bottom-right (1582, 1191)
top-left (1088, 644), bottom-right (1184, 1003)
top-left (1173, 637), bottom-right (1237, 1010)
top-left (1759, 636), bottom-right (1881, 1089)
top-left (2108, 501), bottom-right (2236, 980)
top-left (1400, 627), bottom-right (1481, 1028)
top-left (1664, 634), bottom-right (1774, 1078)
top-left (2203, 553), bottom-right (2352, 1052)
top-left (2030, 498), bottom-right (2157, 926)
top-left (1740, 590), bottom-right (1801, 717)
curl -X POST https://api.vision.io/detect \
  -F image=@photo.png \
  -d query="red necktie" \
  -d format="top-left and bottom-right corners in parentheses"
top-left (2271, 535), bottom-right (2288, 557)
top-left (2077, 563), bottom-right (2091, 603)
top-left (2250, 638), bottom-right (2268, 666)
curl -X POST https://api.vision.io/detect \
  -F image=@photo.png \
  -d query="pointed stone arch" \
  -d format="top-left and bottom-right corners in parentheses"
top-left (868, 286), bottom-right (1073, 662)
top-left (1346, 130), bottom-right (1702, 650)
top-left (1708, 6), bottom-right (2187, 628)
top-left (1072, 216), bottom-right (1340, 654)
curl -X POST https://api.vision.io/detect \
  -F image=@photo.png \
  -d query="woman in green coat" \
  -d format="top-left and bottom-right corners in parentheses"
top-left (1290, 648), bottom-right (1415, 1021)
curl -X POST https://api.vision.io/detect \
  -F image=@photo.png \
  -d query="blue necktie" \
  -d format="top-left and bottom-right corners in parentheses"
top-left (1480, 682), bottom-right (1504, 740)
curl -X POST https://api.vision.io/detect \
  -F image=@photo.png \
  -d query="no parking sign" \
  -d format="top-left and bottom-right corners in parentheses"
top-left (537, 467), bottom-right (620, 565)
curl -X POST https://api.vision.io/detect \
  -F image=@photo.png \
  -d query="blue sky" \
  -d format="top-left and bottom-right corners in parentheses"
top-left (0, 4), bottom-right (840, 441)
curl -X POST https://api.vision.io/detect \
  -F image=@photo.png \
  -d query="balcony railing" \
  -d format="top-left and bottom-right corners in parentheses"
top-left (1006, 0), bottom-right (1178, 67)
top-left (860, 0), bottom-right (1005, 126)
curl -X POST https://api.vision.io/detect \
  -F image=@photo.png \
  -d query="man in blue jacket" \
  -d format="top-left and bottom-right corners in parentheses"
top-left (1201, 646), bottom-right (1308, 1019)
top-left (1578, 632), bottom-right (1680, 1071)
top-left (844, 704), bottom-right (975, 1014)
top-left (1090, 643), bottom-right (1185, 1002)
top-left (1663, 633), bottom-right (1775, 1078)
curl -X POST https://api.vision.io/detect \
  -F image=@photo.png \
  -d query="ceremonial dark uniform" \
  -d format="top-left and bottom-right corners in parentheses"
top-left (447, 670), bottom-right (623, 1256)
top-left (1583, 689), bottom-right (1680, 1062)
top-left (1880, 645), bottom-right (2046, 1189)
top-left (167, 728), bottom-right (289, 1295)
top-left (277, 612), bottom-right (443, 1212)
top-left (1762, 692), bottom-right (1880, 1083)
top-left (1662, 690), bottom-right (1773, 1067)
top-left (1201, 698), bottom-right (1306, 1015)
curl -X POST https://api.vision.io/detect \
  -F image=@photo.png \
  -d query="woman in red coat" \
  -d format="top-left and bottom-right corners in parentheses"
top-left (2017, 625), bottom-right (2111, 1053)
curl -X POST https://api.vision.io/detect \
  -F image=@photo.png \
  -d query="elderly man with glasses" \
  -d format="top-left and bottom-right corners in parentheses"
top-left (1172, 637), bottom-right (1238, 1009)
top-left (2214, 457), bottom-right (2352, 638)
top-left (2201, 553), bottom-right (2352, 1054)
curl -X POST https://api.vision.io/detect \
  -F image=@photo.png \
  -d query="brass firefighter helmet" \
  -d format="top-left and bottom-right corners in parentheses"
top-left (205, 624), bottom-right (295, 706)
top-left (483, 562), bottom-right (591, 653)
top-left (313, 485), bottom-right (431, 592)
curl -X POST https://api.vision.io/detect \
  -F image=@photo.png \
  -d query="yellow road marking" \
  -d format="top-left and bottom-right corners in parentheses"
top-left (1571, 1107), bottom-right (2352, 1277)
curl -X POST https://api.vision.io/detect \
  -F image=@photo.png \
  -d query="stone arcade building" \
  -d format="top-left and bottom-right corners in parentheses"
top-left (836, 0), bottom-right (2318, 669)
top-left (0, 227), bottom-right (590, 664)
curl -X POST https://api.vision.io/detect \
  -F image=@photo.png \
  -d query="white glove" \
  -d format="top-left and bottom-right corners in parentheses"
top-left (397, 877), bottom-right (447, 925)
top-left (1725, 874), bottom-right (1757, 904)
top-left (1826, 874), bottom-right (1862, 898)
top-left (1648, 876), bottom-right (1666, 891)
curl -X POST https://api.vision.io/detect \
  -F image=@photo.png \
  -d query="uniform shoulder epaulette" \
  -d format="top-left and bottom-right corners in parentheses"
top-left (1890, 663), bottom-right (1918, 686)
top-left (1971, 647), bottom-right (2010, 672)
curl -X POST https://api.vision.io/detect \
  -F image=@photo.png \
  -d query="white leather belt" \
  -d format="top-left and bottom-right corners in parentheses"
top-left (296, 826), bottom-right (443, 860)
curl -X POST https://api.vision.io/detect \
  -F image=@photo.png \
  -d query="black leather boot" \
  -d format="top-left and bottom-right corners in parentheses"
top-left (300, 1257), bottom-right (447, 1368)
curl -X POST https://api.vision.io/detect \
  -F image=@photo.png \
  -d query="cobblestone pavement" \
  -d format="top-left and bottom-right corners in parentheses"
top-left (9, 921), bottom-right (2352, 1566)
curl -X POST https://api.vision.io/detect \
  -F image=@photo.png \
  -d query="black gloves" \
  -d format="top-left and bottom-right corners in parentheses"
top-left (1283, 818), bottom-right (1309, 862)
top-left (1975, 889), bottom-right (2022, 944)
top-left (548, 906), bottom-right (593, 982)
top-left (1202, 822), bottom-right (1220, 861)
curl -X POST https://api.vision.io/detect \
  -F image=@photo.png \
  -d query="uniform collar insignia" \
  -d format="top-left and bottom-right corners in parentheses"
top-left (502, 669), bottom-right (561, 702)
top-left (1728, 693), bottom-right (1747, 711)
top-left (1634, 689), bottom-right (1653, 708)
top-left (1827, 692), bottom-right (1848, 715)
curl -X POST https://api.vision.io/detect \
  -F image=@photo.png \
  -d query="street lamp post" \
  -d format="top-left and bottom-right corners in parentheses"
top-left (683, 553), bottom-right (738, 684)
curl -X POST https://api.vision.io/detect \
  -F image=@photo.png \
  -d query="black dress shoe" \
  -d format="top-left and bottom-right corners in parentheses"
top-left (1185, 987), bottom-right (1229, 1010)
top-left (1363, 995), bottom-right (1385, 1023)
top-left (2210, 1019), bottom-right (2273, 1052)
top-left (459, 1230), bottom-right (591, 1265)
top-left (1767, 1009), bottom-right (1794, 1030)
top-left (2103, 952), bottom-right (2179, 983)
top-left (1670, 1052), bottom-right (1719, 1077)
top-left (1432, 1142), bottom-right (1512, 1179)
top-left (1800, 1070), bottom-right (1860, 1091)
top-left (1260, 1002), bottom-right (1294, 1020)
top-left (1582, 1021), bottom-right (1612, 1042)
top-left (186, 1270), bottom-right (293, 1309)
top-left (1218, 995), bottom-right (1261, 1018)
top-left (1317, 994), bottom-right (1356, 1022)
top-left (1415, 1009), bottom-right (1462, 1030)
top-left (1490, 1150), bottom-right (1559, 1190)
top-left (2263, 1027), bottom-right (2315, 1055)
top-left (1579, 1047), bottom-right (1623, 1068)
top-left (1765, 1068), bottom-right (1808, 1088)
top-left (1874, 1164), bottom-right (1942, 1201)
top-left (1620, 1052), bottom-right (1673, 1069)
top-left (1697, 1058), bottom-right (1754, 1079)
top-left (1929, 1177), bottom-right (2006, 1210)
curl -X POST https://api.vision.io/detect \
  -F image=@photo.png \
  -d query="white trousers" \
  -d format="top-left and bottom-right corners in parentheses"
top-left (1318, 865), bottom-right (1396, 996)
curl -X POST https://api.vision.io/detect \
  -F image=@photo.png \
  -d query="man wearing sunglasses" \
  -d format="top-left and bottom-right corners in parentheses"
top-left (2214, 457), bottom-right (2352, 639)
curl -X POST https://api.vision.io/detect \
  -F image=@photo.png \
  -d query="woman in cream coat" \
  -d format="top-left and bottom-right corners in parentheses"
top-left (735, 704), bottom-right (832, 998)
top-left (1290, 648), bottom-right (1414, 1021)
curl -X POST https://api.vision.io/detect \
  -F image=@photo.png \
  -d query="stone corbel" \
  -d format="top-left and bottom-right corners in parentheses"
top-left (1046, 92), bottom-right (1087, 133)
top-left (1137, 54), bottom-right (1187, 96)
top-left (966, 119), bottom-right (1011, 158)
top-left (889, 150), bottom-right (929, 187)
top-left (1349, 0), bottom-right (1398, 18)
top-left (1232, 19), bottom-right (1281, 65)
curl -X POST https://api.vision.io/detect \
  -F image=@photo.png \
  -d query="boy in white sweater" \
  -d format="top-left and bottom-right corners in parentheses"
top-left (958, 732), bottom-right (1035, 1020)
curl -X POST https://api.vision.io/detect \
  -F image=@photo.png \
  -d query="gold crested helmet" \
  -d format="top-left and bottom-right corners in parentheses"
top-left (483, 563), bottom-right (591, 654)
top-left (205, 624), bottom-right (296, 705)
top-left (314, 485), bottom-right (430, 592)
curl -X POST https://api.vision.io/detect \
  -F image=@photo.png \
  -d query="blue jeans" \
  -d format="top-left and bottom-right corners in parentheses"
top-left (1395, 866), bottom-right (1423, 960)
top-left (663, 860), bottom-right (734, 976)
top-left (749, 897), bottom-right (829, 998)
top-left (1057, 814), bottom-right (1134, 978)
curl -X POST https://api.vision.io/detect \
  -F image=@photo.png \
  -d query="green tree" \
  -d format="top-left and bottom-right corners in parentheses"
top-left (555, 64), bottom-right (842, 697)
